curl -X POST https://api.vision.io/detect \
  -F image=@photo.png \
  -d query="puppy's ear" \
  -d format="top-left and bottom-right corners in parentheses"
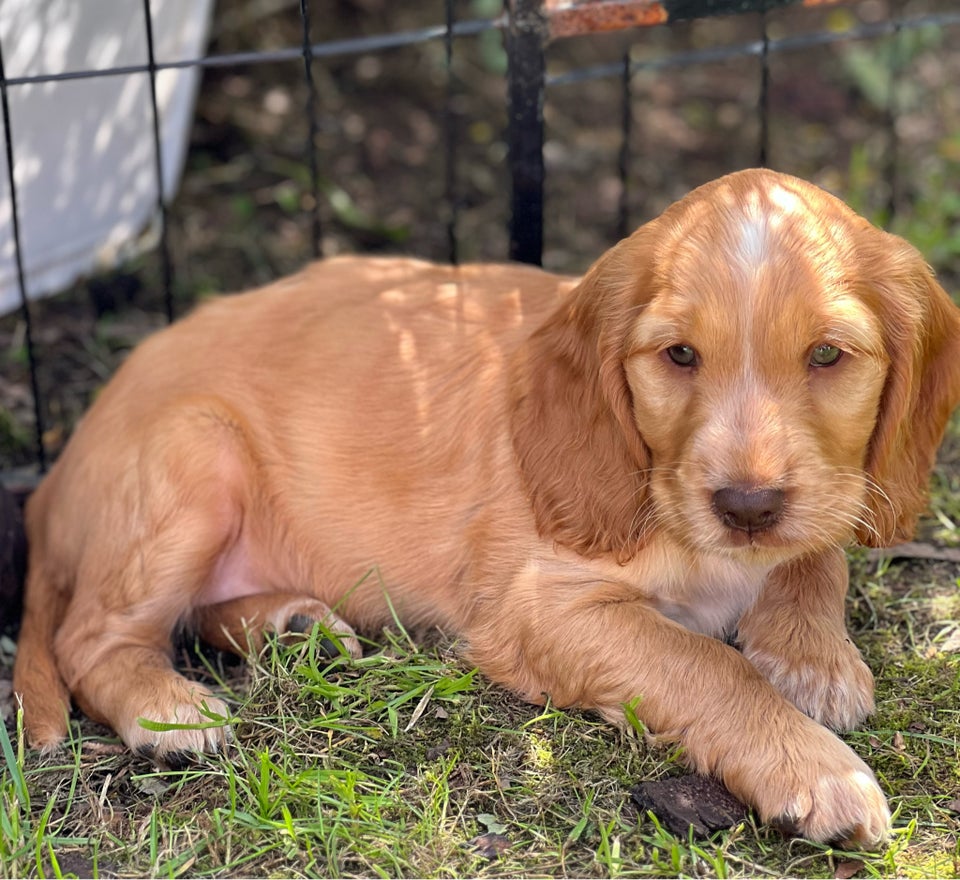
top-left (510, 233), bottom-right (653, 562)
top-left (857, 232), bottom-right (960, 546)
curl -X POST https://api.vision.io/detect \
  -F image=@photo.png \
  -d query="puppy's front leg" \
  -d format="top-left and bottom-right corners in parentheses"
top-left (736, 547), bottom-right (874, 732)
top-left (467, 577), bottom-right (889, 846)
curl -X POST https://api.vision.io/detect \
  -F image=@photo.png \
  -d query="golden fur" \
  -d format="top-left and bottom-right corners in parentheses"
top-left (15, 169), bottom-right (960, 846)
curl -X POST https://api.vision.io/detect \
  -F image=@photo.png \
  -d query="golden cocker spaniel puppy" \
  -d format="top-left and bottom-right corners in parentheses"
top-left (15, 169), bottom-right (960, 846)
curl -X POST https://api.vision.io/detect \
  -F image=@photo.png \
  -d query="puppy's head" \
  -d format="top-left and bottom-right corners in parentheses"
top-left (512, 168), bottom-right (960, 562)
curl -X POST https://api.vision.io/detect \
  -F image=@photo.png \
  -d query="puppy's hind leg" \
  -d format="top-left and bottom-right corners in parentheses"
top-left (14, 561), bottom-right (73, 751)
top-left (52, 403), bottom-right (255, 760)
top-left (193, 592), bottom-right (363, 658)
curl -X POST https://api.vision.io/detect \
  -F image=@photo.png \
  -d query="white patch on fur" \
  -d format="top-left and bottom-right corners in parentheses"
top-left (732, 182), bottom-right (804, 275)
top-left (734, 192), bottom-right (771, 268)
top-left (619, 538), bottom-right (774, 638)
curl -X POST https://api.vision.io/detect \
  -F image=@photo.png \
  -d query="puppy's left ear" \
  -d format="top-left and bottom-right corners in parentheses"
top-left (857, 232), bottom-right (960, 546)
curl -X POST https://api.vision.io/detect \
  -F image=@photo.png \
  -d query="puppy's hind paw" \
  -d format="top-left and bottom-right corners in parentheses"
top-left (26, 725), bottom-right (69, 756)
top-left (273, 601), bottom-right (363, 660)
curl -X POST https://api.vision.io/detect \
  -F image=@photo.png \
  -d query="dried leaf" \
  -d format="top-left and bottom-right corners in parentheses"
top-left (476, 813), bottom-right (507, 834)
top-left (470, 832), bottom-right (512, 859)
top-left (81, 741), bottom-right (128, 756)
top-left (835, 858), bottom-right (863, 879)
top-left (631, 774), bottom-right (748, 837)
top-left (403, 684), bottom-right (434, 732)
top-left (133, 775), bottom-right (170, 797)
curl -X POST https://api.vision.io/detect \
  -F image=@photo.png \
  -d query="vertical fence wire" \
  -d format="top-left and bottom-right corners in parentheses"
top-left (141, 0), bottom-right (176, 323)
top-left (506, 0), bottom-right (546, 265)
top-left (884, 0), bottom-right (903, 225)
top-left (757, 8), bottom-right (770, 167)
top-left (617, 49), bottom-right (632, 241)
top-left (300, 0), bottom-right (323, 258)
top-left (0, 44), bottom-right (46, 472)
top-left (444, 0), bottom-right (460, 264)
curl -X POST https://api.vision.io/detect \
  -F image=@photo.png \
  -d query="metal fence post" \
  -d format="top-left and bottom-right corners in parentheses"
top-left (300, 0), bottom-right (323, 259)
top-left (506, 0), bottom-right (546, 266)
top-left (141, 0), bottom-right (176, 323)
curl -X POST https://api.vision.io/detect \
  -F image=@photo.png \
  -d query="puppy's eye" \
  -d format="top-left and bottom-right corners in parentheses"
top-left (809, 344), bottom-right (843, 367)
top-left (665, 344), bottom-right (698, 367)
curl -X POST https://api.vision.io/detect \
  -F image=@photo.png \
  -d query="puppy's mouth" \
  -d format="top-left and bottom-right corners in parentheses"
top-left (719, 525), bottom-right (786, 550)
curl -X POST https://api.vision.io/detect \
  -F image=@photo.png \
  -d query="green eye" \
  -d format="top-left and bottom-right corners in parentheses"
top-left (810, 343), bottom-right (842, 367)
top-left (666, 344), bottom-right (698, 367)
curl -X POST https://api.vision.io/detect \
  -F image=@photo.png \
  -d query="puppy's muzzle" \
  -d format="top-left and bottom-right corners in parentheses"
top-left (712, 486), bottom-right (785, 534)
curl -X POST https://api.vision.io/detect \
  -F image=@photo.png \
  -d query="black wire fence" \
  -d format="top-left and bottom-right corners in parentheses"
top-left (1, 0), bottom-right (958, 484)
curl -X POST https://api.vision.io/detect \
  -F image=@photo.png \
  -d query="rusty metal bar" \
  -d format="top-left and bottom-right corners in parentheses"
top-left (544, 0), bottom-right (844, 40)
top-left (547, 0), bottom-right (666, 38)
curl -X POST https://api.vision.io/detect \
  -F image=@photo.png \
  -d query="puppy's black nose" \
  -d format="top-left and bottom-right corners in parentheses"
top-left (712, 486), bottom-right (785, 533)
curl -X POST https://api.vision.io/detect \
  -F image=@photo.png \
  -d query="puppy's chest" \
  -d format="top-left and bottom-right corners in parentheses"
top-left (623, 547), bottom-right (773, 639)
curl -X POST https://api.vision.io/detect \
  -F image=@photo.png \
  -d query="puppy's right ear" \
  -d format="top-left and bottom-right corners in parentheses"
top-left (509, 233), bottom-right (655, 563)
top-left (855, 232), bottom-right (960, 546)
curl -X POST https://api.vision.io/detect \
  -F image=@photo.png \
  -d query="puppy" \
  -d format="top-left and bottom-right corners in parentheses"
top-left (15, 169), bottom-right (960, 846)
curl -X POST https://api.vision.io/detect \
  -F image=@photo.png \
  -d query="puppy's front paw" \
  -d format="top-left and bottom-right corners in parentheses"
top-left (742, 633), bottom-right (874, 732)
top-left (732, 719), bottom-right (890, 847)
top-left (771, 726), bottom-right (889, 847)
top-left (773, 762), bottom-right (890, 848)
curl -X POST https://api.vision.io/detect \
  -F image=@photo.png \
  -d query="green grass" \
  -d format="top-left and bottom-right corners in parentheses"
top-left (3, 550), bottom-right (959, 880)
